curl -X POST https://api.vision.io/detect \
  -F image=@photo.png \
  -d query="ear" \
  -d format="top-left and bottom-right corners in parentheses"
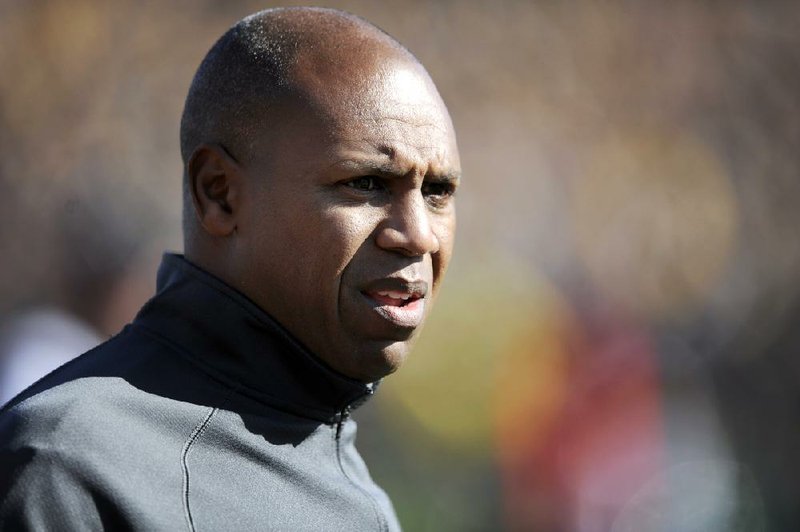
top-left (187, 144), bottom-right (242, 237)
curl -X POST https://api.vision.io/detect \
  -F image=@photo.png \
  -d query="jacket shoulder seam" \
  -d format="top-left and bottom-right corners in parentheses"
top-left (181, 388), bottom-right (234, 532)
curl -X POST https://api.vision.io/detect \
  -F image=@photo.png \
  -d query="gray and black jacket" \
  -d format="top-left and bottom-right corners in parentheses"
top-left (0, 254), bottom-right (400, 531)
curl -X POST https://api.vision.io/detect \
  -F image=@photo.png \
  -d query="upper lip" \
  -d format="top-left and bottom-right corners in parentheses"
top-left (361, 278), bottom-right (429, 300)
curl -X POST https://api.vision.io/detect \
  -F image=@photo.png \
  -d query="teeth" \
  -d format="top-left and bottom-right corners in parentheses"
top-left (377, 290), bottom-right (411, 300)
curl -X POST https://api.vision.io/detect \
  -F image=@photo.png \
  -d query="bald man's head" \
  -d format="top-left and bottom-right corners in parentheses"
top-left (179, 7), bottom-right (415, 167)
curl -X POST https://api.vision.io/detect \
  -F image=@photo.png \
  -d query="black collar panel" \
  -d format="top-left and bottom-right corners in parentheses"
top-left (132, 254), bottom-right (373, 422)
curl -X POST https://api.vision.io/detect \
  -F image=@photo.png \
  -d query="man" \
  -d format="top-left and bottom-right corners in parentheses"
top-left (0, 7), bottom-right (460, 531)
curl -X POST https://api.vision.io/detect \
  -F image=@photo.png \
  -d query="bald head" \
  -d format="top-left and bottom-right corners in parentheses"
top-left (180, 7), bottom-right (417, 167)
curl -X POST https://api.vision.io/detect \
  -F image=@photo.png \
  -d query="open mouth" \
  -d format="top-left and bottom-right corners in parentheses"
top-left (360, 280), bottom-right (429, 329)
top-left (369, 290), bottom-right (423, 308)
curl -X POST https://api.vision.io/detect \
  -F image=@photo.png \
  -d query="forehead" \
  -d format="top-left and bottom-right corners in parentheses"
top-left (289, 52), bottom-right (460, 173)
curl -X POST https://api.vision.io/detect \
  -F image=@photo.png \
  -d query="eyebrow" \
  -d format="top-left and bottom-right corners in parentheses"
top-left (330, 158), bottom-right (461, 184)
top-left (428, 171), bottom-right (462, 184)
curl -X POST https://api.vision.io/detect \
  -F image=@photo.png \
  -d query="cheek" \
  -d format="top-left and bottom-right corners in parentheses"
top-left (320, 206), bottom-right (383, 278)
top-left (240, 191), bottom-right (329, 293)
top-left (432, 213), bottom-right (457, 288)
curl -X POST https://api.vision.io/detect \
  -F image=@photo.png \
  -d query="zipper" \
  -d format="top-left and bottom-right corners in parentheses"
top-left (334, 386), bottom-right (374, 440)
top-left (333, 385), bottom-right (388, 531)
top-left (335, 406), bottom-right (351, 440)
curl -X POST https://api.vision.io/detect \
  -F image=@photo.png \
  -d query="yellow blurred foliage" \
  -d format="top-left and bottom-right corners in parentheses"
top-left (380, 259), bottom-right (570, 454)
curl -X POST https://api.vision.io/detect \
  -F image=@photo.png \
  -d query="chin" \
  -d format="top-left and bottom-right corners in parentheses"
top-left (349, 339), bottom-right (412, 382)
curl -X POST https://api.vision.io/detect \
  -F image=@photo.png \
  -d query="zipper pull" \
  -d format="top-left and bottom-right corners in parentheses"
top-left (335, 386), bottom-right (374, 440)
top-left (335, 406), bottom-right (351, 440)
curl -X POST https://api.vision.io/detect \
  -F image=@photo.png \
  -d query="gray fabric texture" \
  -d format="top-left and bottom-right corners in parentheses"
top-left (0, 254), bottom-right (401, 531)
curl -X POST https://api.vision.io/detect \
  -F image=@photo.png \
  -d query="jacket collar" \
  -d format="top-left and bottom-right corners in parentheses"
top-left (132, 253), bottom-right (374, 422)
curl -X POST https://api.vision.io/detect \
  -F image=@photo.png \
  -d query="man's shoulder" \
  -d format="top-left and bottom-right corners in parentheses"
top-left (0, 324), bottom-right (227, 459)
top-left (2, 325), bottom-right (156, 409)
top-left (4, 323), bottom-right (219, 407)
top-left (0, 374), bottom-right (157, 479)
top-left (0, 326), bottom-right (225, 528)
top-left (0, 379), bottom-right (193, 529)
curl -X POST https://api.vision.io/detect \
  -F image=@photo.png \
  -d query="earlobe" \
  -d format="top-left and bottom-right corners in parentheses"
top-left (187, 144), bottom-right (241, 237)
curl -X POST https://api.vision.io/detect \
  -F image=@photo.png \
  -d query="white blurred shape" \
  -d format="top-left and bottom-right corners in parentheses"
top-left (0, 307), bottom-right (101, 405)
top-left (611, 458), bottom-right (765, 532)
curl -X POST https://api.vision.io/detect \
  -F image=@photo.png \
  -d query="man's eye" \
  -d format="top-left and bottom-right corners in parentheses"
top-left (422, 181), bottom-right (456, 200)
top-left (345, 176), bottom-right (382, 191)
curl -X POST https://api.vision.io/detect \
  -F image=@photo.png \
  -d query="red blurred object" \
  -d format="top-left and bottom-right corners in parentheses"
top-left (497, 307), bottom-right (665, 531)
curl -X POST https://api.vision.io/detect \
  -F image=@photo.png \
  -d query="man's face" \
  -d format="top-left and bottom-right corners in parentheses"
top-left (231, 55), bottom-right (460, 382)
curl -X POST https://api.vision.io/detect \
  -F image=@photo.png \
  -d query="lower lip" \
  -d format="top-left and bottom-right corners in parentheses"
top-left (364, 295), bottom-right (426, 329)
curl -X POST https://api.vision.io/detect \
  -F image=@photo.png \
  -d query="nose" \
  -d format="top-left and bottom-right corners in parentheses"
top-left (375, 191), bottom-right (439, 257)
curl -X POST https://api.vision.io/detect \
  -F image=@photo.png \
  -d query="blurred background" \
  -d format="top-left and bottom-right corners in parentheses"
top-left (1, 1), bottom-right (799, 530)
